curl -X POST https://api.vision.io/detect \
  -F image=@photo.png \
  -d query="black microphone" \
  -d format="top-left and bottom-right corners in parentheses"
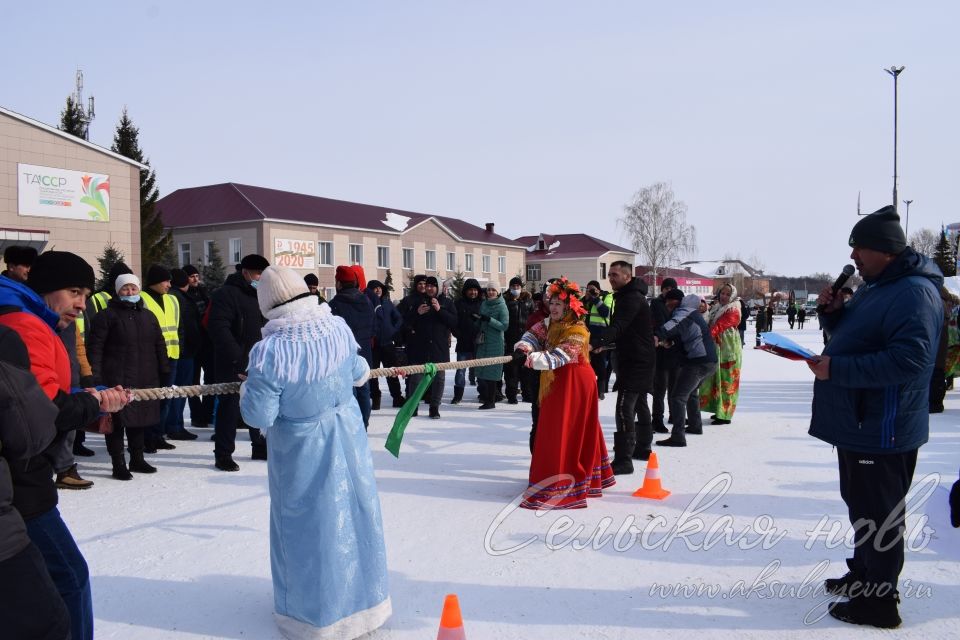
top-left (817, 265), bottom-right (855, 313)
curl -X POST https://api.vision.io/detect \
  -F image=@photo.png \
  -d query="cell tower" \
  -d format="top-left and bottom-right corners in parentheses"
top-left (73, 69), bottom-right (95, 140)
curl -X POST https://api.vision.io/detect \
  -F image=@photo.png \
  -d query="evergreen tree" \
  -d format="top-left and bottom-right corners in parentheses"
top-left (199, 241), bottom-right (227, 289)
top-left (110, 108), bottom-right (173, 268)
top-left (95, 243), bottom-right (126, 292)
top-left (59, 95), bottom-right (87, 138)
top-left (933, 226), bottom-right (957, 277)
top-left (383, 269), bottom-right (395, 295)
top-left (450, 268), bottom-right (466, 300)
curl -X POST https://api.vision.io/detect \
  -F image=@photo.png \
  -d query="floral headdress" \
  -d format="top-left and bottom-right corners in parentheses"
top-left (546, 276), bottom-right (586, 316)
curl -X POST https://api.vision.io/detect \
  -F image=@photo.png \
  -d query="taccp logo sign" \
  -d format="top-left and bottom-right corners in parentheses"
top-left (22, 171), bottom-right (68, 188)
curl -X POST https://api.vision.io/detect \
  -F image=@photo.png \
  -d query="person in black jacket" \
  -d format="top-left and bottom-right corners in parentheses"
top-left (162, 269), bottom-right (201, 440)
top-left (594, 261), bottom-right (655, 474)
top-left (0, 251), bottom-right (129, 640)
top-left (0, 326), bottom-right (71, 640)
top-left (452, 278), bottom-right (483, 404)
top-left (330, 266), bottom-right (376, 427)
top-left (503, 276), bottom-right (534, 403)
top-left (365, 279), bottom-right (404, 410)
top-left (403, 276), bottom-right (457, 418)
top-left (209, 254), bottom-right (270, 471)
top-left (649, 279), bottom-right (680, 434)
top-left (183, 264), bottom-right (215, 428)
top-left (86, 274), bottom-right (170, 479)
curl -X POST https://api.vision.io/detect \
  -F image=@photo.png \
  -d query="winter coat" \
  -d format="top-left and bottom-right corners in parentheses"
top-left (597, 277), bottom-right (655, 393)
top-left (454, 282), bottom-right (484, 353)
top-left (208, 272), bottom-right (266, 383)
top-left (657, 294), bottom-right (718, 364)
top-left (809, 248), bottom-right (943, 454)
top-left (474, 295), bottom-right (508, 381)
top-left (364, 286), bottom-right (402, 349)
top-left (0, 326), bottom-right (59, 562)
top-left (787, 306), bottom-right (797, 320)
top-left (86, 297), bottom-right (169, 429)
top-left (0, 277), bottom-right (100, 520)
top-left (330, 286), bottom-right (376, 364)
top-left (504, 291), bottom-right (534, 346)
top-left (650, 295), bottom-right (681, 368)
top-left (403, 293), bottom-right (457, 364)
top-left (171, 288), bottom-right (202, 359)
top-left (239, 300), bottom-right (389, 636)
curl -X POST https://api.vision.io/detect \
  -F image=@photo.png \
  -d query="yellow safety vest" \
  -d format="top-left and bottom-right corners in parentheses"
top-left (587, 292), bottom-right (614, 327)
top-left (91, 291), bottom-right (111, 313)
top-left (143, 292), bottom-right (181, 359)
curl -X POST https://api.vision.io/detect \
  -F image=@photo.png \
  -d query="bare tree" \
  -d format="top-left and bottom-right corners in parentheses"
top-left (619, 182), bottom-right (696, 282)
top-left (908, 228), bottom-right (938, 257)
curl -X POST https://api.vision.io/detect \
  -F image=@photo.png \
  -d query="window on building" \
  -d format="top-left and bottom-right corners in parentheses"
top-left (318, 241), bottom-right (333, 266)
top-left (204, 240), bottom-right (215, 264)
top-left (349, 244), bottom-right (363, 264)
top-left (526, 264), bottom-right (541, 282)
top-left (425, 250), bottom-right (436, 271)
top-left (229, 238), bottom-right (242, 264)
top-left (465, 253), bottom-right (474, 272)
top-left (498, 256), bottom-right (506, 274)
top-left (179, 242), bottom-right (191, 267)
top-left (402, 248), bottom-right (414, 269)
top-left (446, 252), bottom-right (456, 272)
top-left (481, 254), bottom-right (491, 273)
top-left (600, 262), bottom-right (607, 279)
top-left (377, 246), bottom-right (390, 268)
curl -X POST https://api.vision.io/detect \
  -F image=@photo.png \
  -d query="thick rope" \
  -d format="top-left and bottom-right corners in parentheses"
top-left (129, 354), bottom-right (514, 401)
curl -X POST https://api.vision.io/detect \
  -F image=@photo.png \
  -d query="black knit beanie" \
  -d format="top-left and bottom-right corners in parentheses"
top-left (170, 268), bottom-right (189, 288)
top-left (145, 264), bottom-right (172, 286)
top-left (303, 273), bottom-right (319, 287)
top-left (27, 251), bottom-right (95, 294)
top-left (240, 254), bottom-right (270, 271)
top-left (509, 276), bottom-right (523, 287)
top-left (182, 264), bottom-right (200, 277)
top-left (848, 205), bottom-right (907, 254)
top-left (3, 245), bottom-right (38, 267)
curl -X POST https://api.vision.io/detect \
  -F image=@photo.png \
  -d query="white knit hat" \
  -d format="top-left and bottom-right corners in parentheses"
top-left (257, 266), bottom-right (310, 317)
top-left (114, 273), bottom-right (141, 294)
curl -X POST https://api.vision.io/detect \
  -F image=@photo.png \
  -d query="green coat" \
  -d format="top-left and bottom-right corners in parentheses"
top-left (474, 296), bottom-right (508, 381)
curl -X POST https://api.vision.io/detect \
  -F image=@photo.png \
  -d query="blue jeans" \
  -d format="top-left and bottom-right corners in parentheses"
top-left (152, 360), bottom-right (179, 441)
top-left (454, 351), bottom-right (475, 389)
top-left (25, 507), bottom-right (93, 640)
top-left (164, 357), bottom-right (194, 435)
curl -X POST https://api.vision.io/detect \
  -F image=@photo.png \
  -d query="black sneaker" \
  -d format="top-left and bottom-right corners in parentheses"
top-left (631, 448), bottom-right (651, 461)
top-left (154, 438), bottom-right (176, 450)
top-left (167, 430), bottom-right (198, 441)
top-left (392, 397), bottom-right (406, 408)
top-left (656, 437), bottom-right (687, 447)
top-left (652, 424), bottom-right (670, 434)
top-left (828, 595), bottom-right (901, 629)
top-left (685, 427), bottom-right (703, 435)
top-left (429, 407), bottom-right (441, 419)
top-left (215, 455), bottom-right (240, 472)
top-left (251, 447), bottom-right (268, 461)
top-left (611, 458), bottom-right (634, 475)
top-left (73, 443), bottom-right (96, 457)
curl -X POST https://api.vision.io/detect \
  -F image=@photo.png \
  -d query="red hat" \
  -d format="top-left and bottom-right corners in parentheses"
top-left (335, 265), bottom-right (358, 286)
top-left (351, 265), bottom-right (367, 291)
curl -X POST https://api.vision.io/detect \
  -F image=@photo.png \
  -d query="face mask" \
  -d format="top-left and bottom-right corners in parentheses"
top-left (120, 294), bottom-right (141, 304)
top-left (250, 280), bottom-right (259, 289)
top-left (510, 288), bottom-right (521, 296)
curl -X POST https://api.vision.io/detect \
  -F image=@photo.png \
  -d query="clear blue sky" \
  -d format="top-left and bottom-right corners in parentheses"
top-left (3, 1), bottom-right (957, 276)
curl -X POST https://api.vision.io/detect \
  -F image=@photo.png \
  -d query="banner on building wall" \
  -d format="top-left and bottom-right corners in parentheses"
top-left (18, 163), bottom-right (110, 222)
top-left (273, 238), bottom-right (316, 269)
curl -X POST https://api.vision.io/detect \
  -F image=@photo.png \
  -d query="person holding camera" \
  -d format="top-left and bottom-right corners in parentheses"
top-left (403, 276), bottom-right (456, 418)
top-left (582, 280), bottom-right (614, 399)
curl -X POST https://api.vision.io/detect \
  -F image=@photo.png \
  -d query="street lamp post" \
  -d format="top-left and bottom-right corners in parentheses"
top-left (903, 199), bottom-right (913, 238)
top-left (885, 65), bottom-right (905, 212)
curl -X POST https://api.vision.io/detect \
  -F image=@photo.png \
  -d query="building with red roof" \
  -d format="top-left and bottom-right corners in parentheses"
top-left (157, 183), bottom-right (526, 297)
top-left (514, 233), bottom-right (635, 291)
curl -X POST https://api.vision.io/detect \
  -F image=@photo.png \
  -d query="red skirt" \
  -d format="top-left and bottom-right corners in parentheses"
top-left (521, 359), bottom-right (615, 509)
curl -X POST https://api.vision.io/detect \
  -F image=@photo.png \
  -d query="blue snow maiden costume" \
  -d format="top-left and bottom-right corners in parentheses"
top-left (239, 267), bottom-right (390, 640)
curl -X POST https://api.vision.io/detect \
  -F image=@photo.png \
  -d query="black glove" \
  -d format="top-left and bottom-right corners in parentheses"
top-left (479, 314), bottom-right (490, 323)
top-left (512, 349), bottom-right (528, 364)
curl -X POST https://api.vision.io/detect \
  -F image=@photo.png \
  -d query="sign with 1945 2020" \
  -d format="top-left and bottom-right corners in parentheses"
top-left (273, 238), bottom-right (316, 269)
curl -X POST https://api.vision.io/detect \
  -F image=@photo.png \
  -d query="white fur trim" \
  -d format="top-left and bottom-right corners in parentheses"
top-left (275, 597), bottom-right (391, 640)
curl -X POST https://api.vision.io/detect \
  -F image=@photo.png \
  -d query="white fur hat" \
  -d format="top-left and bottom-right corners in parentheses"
top-left (114, 273), bottom-right (141, 294)
top-left (257, 266), bottom-right (310, 317)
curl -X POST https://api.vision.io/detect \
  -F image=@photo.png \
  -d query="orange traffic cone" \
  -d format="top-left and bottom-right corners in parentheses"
top-left (437, 593), bottom-right (466, 640)
top-left (632, 451), bottom-right (671, 500)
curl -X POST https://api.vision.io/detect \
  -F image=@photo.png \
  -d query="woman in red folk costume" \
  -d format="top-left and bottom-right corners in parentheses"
top-left (513, 278), bottom-right (615, 509)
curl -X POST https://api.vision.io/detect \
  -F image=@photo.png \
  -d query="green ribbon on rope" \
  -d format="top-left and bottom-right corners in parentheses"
top-left (385, 362), bottom-right (438, 458)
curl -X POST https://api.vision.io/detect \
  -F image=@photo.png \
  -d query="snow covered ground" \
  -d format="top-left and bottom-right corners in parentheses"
top-left (60, 326), bottom-right (960, 639)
